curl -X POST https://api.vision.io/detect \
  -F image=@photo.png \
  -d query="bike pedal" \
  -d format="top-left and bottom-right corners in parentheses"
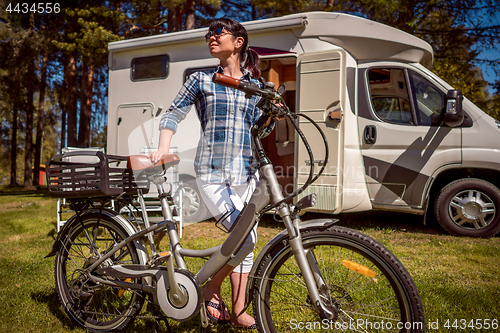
top-left (150, 251), bottom-right (171, 265)
top-left (158, 251), bottom-right (171, 258)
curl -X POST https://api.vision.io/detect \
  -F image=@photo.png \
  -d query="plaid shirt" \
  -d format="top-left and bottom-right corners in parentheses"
top-left (159, 66), bottom-right (273, 186)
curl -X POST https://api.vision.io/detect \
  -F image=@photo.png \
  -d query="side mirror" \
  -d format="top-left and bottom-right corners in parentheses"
top-left (444, 89), bottom-right (464, 127)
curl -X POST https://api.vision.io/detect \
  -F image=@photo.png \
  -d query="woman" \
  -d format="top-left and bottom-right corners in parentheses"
top-left (149, 18), bottom-right (272, 329)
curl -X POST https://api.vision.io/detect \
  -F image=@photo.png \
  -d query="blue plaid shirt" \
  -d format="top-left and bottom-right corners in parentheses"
top-left (159, 66), bottom-right (273, 186)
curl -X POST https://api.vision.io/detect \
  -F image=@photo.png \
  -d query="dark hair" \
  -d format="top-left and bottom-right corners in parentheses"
top-left (208, 18), bottom-right (261, 79)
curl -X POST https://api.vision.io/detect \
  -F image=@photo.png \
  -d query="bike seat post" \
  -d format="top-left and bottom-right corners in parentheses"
top-left (156, 182), bottom-right (174, 221)
top-left (137, 188), bottom-right (158, 256)
top-left (156, 178), bottom-right (186, 270)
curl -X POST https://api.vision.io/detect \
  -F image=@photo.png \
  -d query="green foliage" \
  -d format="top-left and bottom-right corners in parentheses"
top-left (488, 81), bottom-right (500, 120)
top-left (53, 6), bottom-right (125, 65)
top-left (413, 9), bottom-right (489, 110)
top-left (253, 0), bottom-right (341, 16)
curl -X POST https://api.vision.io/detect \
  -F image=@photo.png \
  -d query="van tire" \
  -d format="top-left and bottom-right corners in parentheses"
top-left (179, 175), bottom-right (208, 222)
top-left (434, 178), bottom-right (500, 238)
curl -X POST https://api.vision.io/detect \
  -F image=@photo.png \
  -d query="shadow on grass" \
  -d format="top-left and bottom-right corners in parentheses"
top-left (30, 287), bottom-right (242, 333)
top-left (30, 288), bottom-right (80, 331)
top-left (299, 210), bottom-right (448, 236)
top-left (130, 317), bottom-right (237, 333)
top-left (0, 185), bottom-right (51, 197)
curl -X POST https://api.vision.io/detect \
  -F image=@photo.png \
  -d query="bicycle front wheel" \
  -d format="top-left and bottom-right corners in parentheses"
top-left (54, 213), bottom-right (145, 332)
top-left (253, 226), bottom-right (424, 332)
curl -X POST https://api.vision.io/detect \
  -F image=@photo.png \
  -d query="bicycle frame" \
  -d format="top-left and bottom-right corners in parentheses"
top-left (71, 75), bottom-right (335, 326)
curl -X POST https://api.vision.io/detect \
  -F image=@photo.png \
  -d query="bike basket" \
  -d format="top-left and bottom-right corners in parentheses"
top-left (46, 151), bottom-right (149, 198)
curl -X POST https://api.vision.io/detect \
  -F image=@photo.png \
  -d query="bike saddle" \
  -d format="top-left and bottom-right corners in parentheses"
top-left (127, 155), bottom-right (180, 175)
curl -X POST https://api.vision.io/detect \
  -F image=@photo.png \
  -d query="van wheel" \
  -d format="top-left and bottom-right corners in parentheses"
top-left (434, 178), bottom-right (500, 238)
top-left (179, 175), bottom-right (208, 222)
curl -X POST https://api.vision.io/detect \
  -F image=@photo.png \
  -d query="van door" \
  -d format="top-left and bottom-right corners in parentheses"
top-left (357, 64), bottom-right (461, 209)
top-left (296, 51), bottom-right (345, 213)
top-left (115, 103), bottom-right (155, 156)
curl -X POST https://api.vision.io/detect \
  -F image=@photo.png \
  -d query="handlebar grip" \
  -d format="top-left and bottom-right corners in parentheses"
top-left (212, 73), bottom-right (240, 88)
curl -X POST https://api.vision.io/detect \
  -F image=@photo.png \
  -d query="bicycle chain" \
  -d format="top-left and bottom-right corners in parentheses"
top-left (82, 310), bottom-right (164, 320)
top-left (82, 296), bottom-right (167, 320)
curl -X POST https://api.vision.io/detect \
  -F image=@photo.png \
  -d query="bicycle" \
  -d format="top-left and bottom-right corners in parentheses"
top-left (45, 73), bottom-right (425, 332)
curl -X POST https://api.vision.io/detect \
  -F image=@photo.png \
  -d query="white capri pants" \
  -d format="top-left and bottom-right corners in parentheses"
top-left (196, 176), bottom-right (259, 274)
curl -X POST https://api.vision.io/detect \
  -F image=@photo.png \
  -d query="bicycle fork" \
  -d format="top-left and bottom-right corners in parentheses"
top-left (261, 164), bottom-right (333, 320)
top-left (280, 207), bottom-right (335, 320)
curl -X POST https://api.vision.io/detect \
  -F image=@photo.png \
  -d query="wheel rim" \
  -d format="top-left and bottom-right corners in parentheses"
top-left (448, 189), bottom-right (496, 230)
top-left (258, 237), bottom-right (412, 332)
top-left (182, 186), bottom-right (201, 218)
top-left (57, 218), bottom-right (142, 330)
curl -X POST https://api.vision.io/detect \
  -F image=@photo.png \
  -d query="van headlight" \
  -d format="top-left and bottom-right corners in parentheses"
top-left (496, 119), bottom-right (500, 130)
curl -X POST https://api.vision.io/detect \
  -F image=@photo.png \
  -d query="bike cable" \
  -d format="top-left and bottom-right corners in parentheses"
top-left (259, 105), bottom-right (329, 214)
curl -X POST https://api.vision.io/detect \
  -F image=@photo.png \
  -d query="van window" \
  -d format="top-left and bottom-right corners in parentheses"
top-left (184, 67), bottom-right (214, 82)
top-left (368, 69), bottom-right (413, 125)
top-left (408, 70), bottom-right (445, 125)
top-left (131, 55), bottom-right (169, 81)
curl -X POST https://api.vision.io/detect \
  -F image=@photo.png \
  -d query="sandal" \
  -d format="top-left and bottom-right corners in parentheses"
top-left (230, 322), bottom-right (257, 330)
top-left (205, 300), bottom-right (229, 325)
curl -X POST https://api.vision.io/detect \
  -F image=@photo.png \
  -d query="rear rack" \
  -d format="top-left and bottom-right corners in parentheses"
top-left (46, 151), bottom-right (149, 199)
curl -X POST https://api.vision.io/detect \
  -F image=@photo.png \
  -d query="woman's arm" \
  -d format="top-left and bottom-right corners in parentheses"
top-left (148, 72), bottom-right (201, 163)
top-left (148, 128), bottom-right (174, 164)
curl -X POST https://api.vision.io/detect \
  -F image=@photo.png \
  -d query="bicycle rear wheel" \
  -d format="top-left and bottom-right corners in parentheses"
top-left (253, 226), bottom-right (424, 332)
top-left (54, 213), bottom-right (145, 332)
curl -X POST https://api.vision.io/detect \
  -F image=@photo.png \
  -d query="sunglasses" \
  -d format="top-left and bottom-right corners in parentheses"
top-left (205, 28), bottom-right (232, 42)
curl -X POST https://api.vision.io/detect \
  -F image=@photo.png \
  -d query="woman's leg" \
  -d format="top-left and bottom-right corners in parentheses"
top-left (229, 267), bottom-right (256, 327)
top-left (197, 177), bottom-right (258, 327)
top-left (202, 264), bottom-right (233, 321)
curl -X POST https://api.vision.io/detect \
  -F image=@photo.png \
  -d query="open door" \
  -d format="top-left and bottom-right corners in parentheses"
top-left (295, 51), bottom-right (345, 213)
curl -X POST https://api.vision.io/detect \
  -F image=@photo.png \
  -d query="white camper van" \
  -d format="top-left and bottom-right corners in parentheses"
top-left (107, 11), bottom-right (500, 237)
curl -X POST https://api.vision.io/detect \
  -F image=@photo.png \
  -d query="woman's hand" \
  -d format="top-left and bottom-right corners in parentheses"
top-left (148, 128), bottom-right (175, 164)
top-left (147, 149), bottom-right (170, 165)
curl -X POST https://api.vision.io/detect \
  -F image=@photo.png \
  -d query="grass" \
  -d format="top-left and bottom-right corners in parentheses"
top-left (0, 185), bottom-right (499, 332)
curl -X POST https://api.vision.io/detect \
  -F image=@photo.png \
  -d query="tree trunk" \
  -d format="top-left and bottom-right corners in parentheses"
top-left (24, 57), bottom-right (35, 189)
top-left (185, 0), bottom-right (195, 30)
top-left (10, 101), bottom-right (19, 186)
top-left (66, 54), bottom-right (78, 147)
top-left (24, 13), bottom-right (36, 189)
top-left (61, 108), bottom-right (67, 151)
top-left (79, 60), bottom-right (94, 147)
top-left (33, 53), bottom-right (48, 186)
top-left (59, 67), bottom-right (68, 151)
top-left (168, 7), bottom-right (181, 32)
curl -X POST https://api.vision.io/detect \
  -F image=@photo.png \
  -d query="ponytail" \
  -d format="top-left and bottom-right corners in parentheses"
top-left (243, 47), bottom-right (261, 79)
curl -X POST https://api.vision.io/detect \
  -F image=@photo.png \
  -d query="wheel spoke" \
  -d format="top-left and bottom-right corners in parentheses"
top-left (484, 201), bottom-right (495, 208)
top-left (476, 217), bottom-right (488, 228)
top-left (254, 229), bottom-right (422, 332)
top-left (54, 215), bottom-right (144, 332)
top-left (450, 198), bottom-right (465, 210)
top-left (453, 211), bottom-right (466, 223)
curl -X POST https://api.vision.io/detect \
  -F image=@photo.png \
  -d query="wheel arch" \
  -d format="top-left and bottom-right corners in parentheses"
top-left (425, 167), bottom-right (500, 214)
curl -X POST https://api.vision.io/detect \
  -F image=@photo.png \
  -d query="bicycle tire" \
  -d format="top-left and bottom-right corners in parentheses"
top-left (54, 213), bottom-right (145, 332)
top-left (252, 226), bottom-right (424, 332)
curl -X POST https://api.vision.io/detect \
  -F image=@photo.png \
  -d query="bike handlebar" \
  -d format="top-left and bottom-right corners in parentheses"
top-left (212, 73), bottom-right (278, 100)
top-left (212, 73), bottom-right (240, 87)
